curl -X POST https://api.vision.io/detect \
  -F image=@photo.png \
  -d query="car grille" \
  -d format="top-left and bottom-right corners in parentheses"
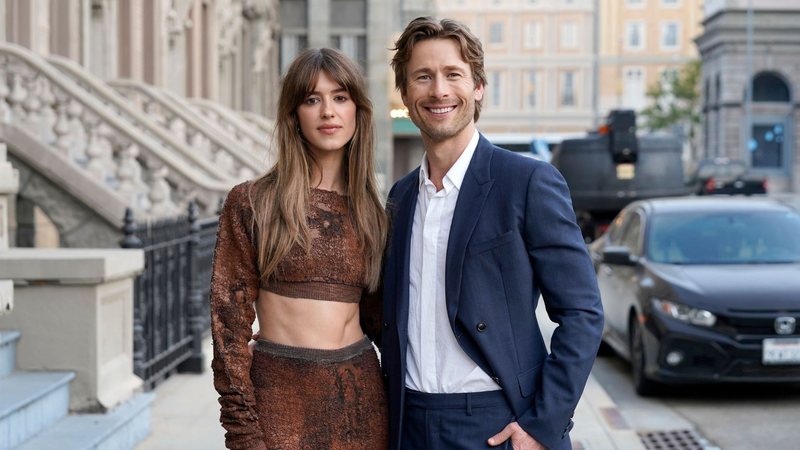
top-left (716, 310), bottom-right (800, 344)
top-left (727, 360), bottom-right (800, 378)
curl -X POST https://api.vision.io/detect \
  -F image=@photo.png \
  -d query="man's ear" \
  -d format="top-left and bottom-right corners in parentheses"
top-left (474, 83), bottom-right (485, 102)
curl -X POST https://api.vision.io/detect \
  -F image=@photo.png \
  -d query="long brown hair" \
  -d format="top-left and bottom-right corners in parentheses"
top-left (391, 17), bottom-right (487, 121)
top-left (249, 48), bottom-right (387, 292)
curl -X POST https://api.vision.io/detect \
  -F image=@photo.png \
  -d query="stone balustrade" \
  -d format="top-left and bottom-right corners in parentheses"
top-left (0, 248), bottom-right (145, 412)
top-left (0, 142), bottom-right (18, 316)
top-left (190, 97), bottom-right (274, 167)
top-left (242, 110), bottom-right (276, 138)
top-left (0, 42), bottom-right (233, 220)
top-left (47, 55), bottom-right (241, 190)
top-left (109, 80), bottom-right (267, 181)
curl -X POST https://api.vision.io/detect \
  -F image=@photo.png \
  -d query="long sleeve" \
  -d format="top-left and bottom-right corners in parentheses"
top-left (209, 182), bottom-right (267, 450)
top-left (517, 163), bottom-right (604, 450)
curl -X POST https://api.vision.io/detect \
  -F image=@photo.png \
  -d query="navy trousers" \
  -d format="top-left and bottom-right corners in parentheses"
top-left (400, 389), bottom-right (514, 450)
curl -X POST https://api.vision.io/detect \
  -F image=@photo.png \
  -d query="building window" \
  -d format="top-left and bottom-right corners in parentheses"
top-left (330, 0), bottom-right (366, 27)
top-left (661, 22), bottom-right (680, 50)
top-left (489, 22), bottom-right (504, 44)
top-left (490, 72), bottom-right (503, 108)
top-left (524, 71), bottom-right (538, 109)
top-left (280, 34), bottom-right (308, 74)
top-left (661, 0), bottom-right (679, 6)
top-left (561, 71), bottom-right (576, 106)
top-left (661, 68), bottom-right (678, 85)
top-left (625, 22), bottom-right (645, 50)
top-left (332, 34), bottom-right (367, 70)
top-left (623, 67), bottom-right (646, 110)
top-left (626, 0), bottom-right (645, 8)
top-left (524, 22), bottom-right (542, 49)
top-left (752, 72), bottom-right (790, 102)
top-left (560, 22), bottom-right (577, 49)
top-left (751, 124), bottom-right (785, 169)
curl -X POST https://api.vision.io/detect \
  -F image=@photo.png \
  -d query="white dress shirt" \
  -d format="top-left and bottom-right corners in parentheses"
top-left (405, 130), bottom-right (500, 393)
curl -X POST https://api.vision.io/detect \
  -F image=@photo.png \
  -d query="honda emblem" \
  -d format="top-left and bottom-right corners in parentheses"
top-left (774, 317), bottom-right (796, 335)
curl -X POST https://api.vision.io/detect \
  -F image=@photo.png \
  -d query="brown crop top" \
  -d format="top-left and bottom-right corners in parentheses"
top-left (209, 182), bottom-right (382, 449)
top-left (263, 187), bottom-right (367, 303)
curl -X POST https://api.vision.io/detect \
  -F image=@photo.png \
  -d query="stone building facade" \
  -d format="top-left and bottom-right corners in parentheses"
top-left (2, 0), bottom-right (281, 118)
top-left (696, 0), bottom-right (800, 192)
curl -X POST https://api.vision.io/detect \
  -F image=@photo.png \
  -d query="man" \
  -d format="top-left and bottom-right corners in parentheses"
top-left (380, 17), bottom-right (604, 450)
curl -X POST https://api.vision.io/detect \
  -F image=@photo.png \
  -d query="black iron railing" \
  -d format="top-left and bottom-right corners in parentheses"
top-left (120, 203), bottom-right (219, 389)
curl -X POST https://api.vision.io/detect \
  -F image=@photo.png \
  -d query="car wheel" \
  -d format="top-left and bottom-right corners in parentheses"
top-left (630, 317), bottom-right (659, 396)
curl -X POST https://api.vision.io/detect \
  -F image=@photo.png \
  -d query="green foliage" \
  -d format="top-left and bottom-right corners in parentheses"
top-left (640, 60), bottom-right (701, 152)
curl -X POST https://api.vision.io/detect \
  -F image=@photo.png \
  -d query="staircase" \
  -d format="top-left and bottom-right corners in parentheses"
top-left (0, 330), bottom-right (153, 450)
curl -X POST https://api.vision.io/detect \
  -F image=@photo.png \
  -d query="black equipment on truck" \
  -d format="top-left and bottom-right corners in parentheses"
top-left (551, 110), bottom-right (689, 242)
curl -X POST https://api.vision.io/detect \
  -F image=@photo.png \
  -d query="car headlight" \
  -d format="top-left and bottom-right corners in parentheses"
top-left (651, 298), bottom-right (717, 327)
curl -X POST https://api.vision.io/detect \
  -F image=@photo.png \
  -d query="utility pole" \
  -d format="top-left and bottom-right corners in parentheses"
top-left (743, 0), bottom-right (753, 160)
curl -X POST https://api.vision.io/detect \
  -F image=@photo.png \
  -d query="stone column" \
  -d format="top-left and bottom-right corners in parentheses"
top-left (0, 143), bottom-right (20, 315)
top-left (368, 0), bottom-right (393, 193)
top-left (0, 0), bottom-right (6, 42)
top-left (118, 0), bottom-right (144, 81)
top-left (0, 248), bottom-right (145, 411)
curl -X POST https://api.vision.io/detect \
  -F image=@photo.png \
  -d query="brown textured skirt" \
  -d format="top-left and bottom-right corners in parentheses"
top-left (250, 336), bottom-right (388, 450)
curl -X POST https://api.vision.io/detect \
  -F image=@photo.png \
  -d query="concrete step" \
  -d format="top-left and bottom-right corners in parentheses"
top-left (0, 330), bottom-right (21, 378)
top-left (0, 370), bottom-right (74, 450)
top-left (18, 392), bottom-right (155, 450)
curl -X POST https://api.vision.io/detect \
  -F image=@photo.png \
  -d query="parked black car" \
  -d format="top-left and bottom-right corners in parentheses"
top-left (590, 197), bottom-right (800, 395)
top-left (687, 157), bottom-right (767, 196)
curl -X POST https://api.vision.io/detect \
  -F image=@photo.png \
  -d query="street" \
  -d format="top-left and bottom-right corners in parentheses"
top-left (592, 353), bottom-right (800, 449)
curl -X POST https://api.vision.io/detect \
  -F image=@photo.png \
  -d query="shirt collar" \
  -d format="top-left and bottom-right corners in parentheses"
top-left (418, 130), bottom-right (480, 192)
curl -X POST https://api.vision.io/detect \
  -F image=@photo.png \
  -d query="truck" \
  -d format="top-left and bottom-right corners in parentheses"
top-left (551, 110), bottom-right (689, 242)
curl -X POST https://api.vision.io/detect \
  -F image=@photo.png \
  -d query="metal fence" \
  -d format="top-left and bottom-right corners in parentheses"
top-left (120, 203), bottom-right (218, 390)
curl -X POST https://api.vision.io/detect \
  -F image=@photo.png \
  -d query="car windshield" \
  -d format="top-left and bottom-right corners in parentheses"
top-left (647, 210), bottom-right (800, 264)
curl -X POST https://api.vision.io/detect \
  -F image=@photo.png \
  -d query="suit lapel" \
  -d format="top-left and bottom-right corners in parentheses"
top-left (391, 172), bottom-right (420, 354)
top-left (445, 138), bottom-right (494, 325)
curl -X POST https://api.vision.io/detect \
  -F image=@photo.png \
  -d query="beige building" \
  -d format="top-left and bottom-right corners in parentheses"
top-left (598, 0), bottom-right (703, 118)
top-left (434, 0), bottom-right (597, 138)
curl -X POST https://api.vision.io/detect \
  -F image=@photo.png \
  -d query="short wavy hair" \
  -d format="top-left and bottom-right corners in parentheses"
top-left (391, 17), bottom-right (487, 121)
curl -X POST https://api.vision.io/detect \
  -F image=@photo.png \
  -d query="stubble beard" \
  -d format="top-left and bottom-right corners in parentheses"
top-left (412, 100), bottom-right (475, 143)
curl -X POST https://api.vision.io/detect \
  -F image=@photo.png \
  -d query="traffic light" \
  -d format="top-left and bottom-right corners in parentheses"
top-left (606, 110), bottom-right (638, 164)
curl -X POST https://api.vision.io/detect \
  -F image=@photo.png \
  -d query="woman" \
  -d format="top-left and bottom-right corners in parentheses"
top-left (210, 48), bottom-right (388, 450)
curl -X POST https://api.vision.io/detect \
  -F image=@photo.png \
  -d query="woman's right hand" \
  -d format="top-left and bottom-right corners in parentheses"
top-left (248, 331), bottom-right (260, 355)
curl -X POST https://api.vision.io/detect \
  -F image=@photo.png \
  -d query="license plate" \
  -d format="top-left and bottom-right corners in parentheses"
top-left (763, 338), bottom-right (800, 365)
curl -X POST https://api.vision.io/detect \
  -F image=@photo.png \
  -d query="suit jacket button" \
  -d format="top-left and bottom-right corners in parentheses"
top-left (383, 321), bottom-right (389, 328)
top-left (477, 322), bottom-right (487, 332)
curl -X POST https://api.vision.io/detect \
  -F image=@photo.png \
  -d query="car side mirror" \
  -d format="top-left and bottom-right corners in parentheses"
top-left (602, 246), bottom-right (636, 266)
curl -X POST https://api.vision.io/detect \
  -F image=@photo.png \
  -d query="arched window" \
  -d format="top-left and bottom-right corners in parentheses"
top-left (752, 72), bottom-right (790, 102)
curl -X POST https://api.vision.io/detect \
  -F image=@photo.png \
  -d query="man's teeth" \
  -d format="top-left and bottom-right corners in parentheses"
top-left (429, 106), bottom-right (454, 113)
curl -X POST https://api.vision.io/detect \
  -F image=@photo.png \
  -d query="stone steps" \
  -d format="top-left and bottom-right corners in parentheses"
top-left (0, 370), bottom-right (74, 450)
top-left (0, 329), bottom-right (153, 449)
top-left (17, 392), bottom-right (154, 450)
top-left (0, 330), bottom-right (20, 377)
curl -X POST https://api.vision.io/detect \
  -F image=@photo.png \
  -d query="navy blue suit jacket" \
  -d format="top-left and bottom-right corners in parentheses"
top-left (380, 135), bottom-right (604, 450)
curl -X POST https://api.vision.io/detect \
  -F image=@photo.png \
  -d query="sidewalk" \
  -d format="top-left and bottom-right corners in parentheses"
top-left (139, 309), bottom-right (645, 450)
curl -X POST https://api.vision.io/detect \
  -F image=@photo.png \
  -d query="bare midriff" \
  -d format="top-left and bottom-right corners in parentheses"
top-left (255, 289), bottom-right (364, 349)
